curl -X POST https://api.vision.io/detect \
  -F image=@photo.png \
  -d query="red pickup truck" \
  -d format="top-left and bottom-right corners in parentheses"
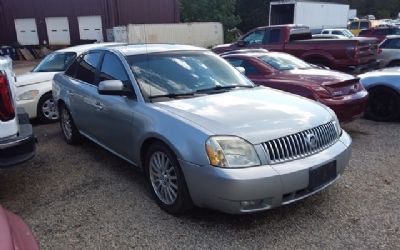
top-left (212, 25), bottom-right (380, 73)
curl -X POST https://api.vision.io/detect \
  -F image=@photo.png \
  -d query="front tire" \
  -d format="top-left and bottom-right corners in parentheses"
top-left (145, 142), bottom-right (192, 214)
top-left (37, 92), bottom-right (59, 123)
top-left (59, 104), bottom-right (82, 144)
top-left (367, 87), bottom-right (400, 122)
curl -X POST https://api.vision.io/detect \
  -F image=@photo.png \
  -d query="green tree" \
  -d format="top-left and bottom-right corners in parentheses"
top-left (180, 0), bottom-right (241, 42)
top-left (236, 0), bottom-right (270, 33)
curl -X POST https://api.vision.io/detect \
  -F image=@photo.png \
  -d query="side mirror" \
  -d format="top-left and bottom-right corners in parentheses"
top-left (235, 67), bottom-right (246, 75)
top-left (237, 40), bottom-right (246, 47)
top-left (98, 80), bottom-right (132, 96)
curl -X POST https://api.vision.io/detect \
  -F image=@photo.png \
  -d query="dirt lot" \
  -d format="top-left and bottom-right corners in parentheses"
top-left (1, 62), bottom-right (399, 249)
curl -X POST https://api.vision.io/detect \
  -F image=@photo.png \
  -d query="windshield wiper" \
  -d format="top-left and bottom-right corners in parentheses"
top-left (196, 85), bottom-right (254, 93)
top-left (149, 92), bottom-right (196, 100)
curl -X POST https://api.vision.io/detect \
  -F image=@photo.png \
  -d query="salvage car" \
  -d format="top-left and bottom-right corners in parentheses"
top-left (0, 56), bottom-right (35, 167)
top-left (15, 43), bottom-right (122, 122)
top-left (222, 50), bottom-right (368, 122)
top-left (378, 35), bottom-right (400, 67)
top-left (212, 24), bottom-right (380, 73)
top-left (53, 44), bottom-right (352, 214)
top-left (359, 67), bottom-right (400, 121)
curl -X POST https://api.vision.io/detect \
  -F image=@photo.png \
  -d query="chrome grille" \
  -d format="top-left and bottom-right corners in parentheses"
top-left (263, 122), bottom-right (339, 164)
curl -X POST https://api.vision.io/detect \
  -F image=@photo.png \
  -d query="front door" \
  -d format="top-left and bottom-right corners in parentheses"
top-left (90, 52), bottom-right (136, 159)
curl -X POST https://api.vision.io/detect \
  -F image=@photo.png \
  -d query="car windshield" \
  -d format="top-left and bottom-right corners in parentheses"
top-left (126, 51), bottom-right (254, 99)
top-left (33, 52), bottom-right (76, 72)
top-left (259, 53), bottom-right (312, 71)
top-left (342, 30), bottom-right (355, 37)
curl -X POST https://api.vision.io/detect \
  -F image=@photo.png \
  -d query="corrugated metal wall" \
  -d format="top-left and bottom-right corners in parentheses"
top-left (0, 0), bottom-right (179, 45)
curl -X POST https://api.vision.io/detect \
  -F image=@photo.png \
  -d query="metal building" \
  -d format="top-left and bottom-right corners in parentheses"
top-left (0, 0), bottom-right (180, 46)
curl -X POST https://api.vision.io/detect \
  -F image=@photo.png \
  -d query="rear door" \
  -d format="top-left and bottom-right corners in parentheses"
top-left (66, 51), bottom-right (102, 138)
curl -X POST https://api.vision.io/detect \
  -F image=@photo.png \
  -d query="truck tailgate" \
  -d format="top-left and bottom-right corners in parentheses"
top-left (356, 38), bottom-right (379, 64)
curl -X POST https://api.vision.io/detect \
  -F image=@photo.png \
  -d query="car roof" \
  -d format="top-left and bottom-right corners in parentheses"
top-left (222, 51), bottom-right (285, 58)
top-left (56, 43), bottom-right (125, 54)
top-left (102, 44), bottom-right (207, 56)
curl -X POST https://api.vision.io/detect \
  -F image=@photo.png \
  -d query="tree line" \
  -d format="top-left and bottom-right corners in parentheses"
top-left (180, 0), bottom-right (400, 39)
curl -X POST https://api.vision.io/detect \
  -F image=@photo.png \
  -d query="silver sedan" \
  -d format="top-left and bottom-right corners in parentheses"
top-left (359, 67), bottom-right (400, 121)
top-left (53, 44), bottom-right (351, 214)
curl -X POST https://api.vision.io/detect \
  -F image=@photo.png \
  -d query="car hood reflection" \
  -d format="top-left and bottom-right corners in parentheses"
top-left (155, 87), bottom-right (332, 144)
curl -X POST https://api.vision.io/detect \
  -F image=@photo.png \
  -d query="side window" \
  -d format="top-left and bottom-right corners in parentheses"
top-left (265, 29), bottom-right (281, 44)
top-left (360, 21), bottom-right (370, 30)
top-left (243, 30), bottom-right (266, 45)
top-left (75, 52), bottom-right (101, 84)
top-left (332, 31), bottom-right (342, 35)
top-left (99, 53), bottom-right (129, 83)
top-left (65, 59), bottom-right (79, 78)
top-left (350, 22), bottom-right (359, 30)
top-left (226, 58), bottom-right (244, 67)
top-left (322, 30), bottom-right (329, 34)
top-left (381, 39), bottom-right (400, 49)
top-left (242, 60), bottom-right (260, 75)
top-left (226, 58), bottom-right (260, 76)
top-left (375, 29), bottom-right (388, 35)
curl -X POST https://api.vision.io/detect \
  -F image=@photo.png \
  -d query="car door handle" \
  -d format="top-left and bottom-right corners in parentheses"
top-left (67, 90), bottom-right (75, 97)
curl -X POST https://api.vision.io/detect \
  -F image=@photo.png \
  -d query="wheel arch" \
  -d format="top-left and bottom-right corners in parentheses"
top-left (139, 135), bottom-right (183, 170)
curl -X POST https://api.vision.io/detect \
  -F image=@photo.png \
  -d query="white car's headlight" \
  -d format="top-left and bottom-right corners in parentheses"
top-left (205, 136), bottom-right (261, 168)
top-left (17, 90), bottom-right (39, 101)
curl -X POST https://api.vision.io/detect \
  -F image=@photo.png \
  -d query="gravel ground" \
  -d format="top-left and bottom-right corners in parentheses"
top-left (1, 62), bottom-right (399, 249)
top-left (0, 119), bottom-right (399, 250)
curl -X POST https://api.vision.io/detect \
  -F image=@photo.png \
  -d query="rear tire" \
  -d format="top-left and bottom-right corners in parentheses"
top-left (145, 142), bottom-right (193, 214)
top-left (59, 104), bottom-right (83, 144)
top-left (367, 87), bottom-right (400, 122)
top-left (37, 92), bottom-right (59, 123)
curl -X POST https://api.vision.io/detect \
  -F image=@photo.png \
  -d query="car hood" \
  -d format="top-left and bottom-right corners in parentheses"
top-left (279, 68), bottom-right (355, 85)
top-left (155, 87), bottom-right (333, 144)
top-left (15, 72), bottom-right (57, 87)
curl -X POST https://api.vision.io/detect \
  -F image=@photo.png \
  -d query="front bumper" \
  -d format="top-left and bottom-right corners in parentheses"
top-left (181, 131), bottom-right (351, 214)
top-left (0, 109), bottom-right (36, 168)
top-left (319, 90), bottom-right (369, 123)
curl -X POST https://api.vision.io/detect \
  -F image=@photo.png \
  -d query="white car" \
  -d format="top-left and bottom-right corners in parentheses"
top-left (15, 43), bottom-right (122, 122)
top-left (321, 29), bottom-right (355, 38)
top-left (0, 56), bottom-right (35, 167)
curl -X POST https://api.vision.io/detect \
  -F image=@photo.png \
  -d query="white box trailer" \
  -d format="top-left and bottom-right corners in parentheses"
top-left (269, 0), bottom-right (350, 32)
top-left (123, 22), bottom-right (223, 48)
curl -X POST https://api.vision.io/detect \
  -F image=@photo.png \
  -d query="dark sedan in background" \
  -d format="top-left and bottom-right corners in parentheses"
top-left (222, 50), bottom-right (369, 122)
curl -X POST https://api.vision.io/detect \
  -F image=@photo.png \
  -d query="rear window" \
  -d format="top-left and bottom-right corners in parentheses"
top-left (350, 22), bottom-right (359, 30)
top-left (360, 21), bottom-right (370, 30)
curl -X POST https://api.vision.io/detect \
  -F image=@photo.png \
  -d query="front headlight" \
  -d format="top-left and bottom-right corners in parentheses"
top-left (325, 106), bottom-right (342, 137)
top-left (17, 90), bottom-right (39, 101)
top-left (205, 136), bottom-right (261, 168)
top-left (332, 114), bottom-right (342, 136)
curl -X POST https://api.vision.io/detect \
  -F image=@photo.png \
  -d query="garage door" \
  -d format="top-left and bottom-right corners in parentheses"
top-left (78, 16), bottom-right (103, 42)
top-left (14, 18), bottom-right (39, 45)
top-left (45, 17), bottom-right (71, 45)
